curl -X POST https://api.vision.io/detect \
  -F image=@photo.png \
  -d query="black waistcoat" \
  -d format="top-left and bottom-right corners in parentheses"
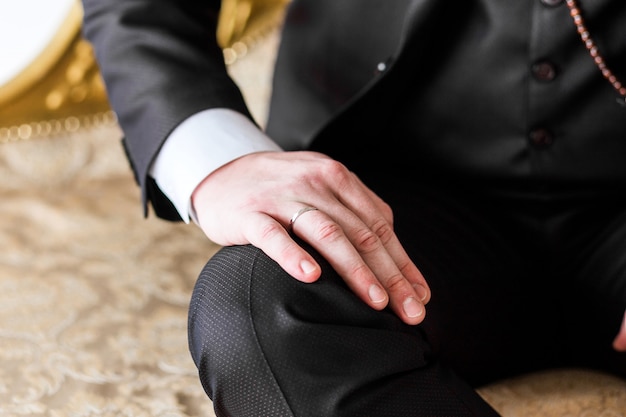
top-left (266, 0), bottom-right (626, 190)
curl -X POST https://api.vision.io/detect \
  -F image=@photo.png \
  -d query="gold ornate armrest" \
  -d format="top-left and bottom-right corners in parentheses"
top-left (0, 1), bottom-right (113, 143)
top-left (0, 0), bottom-right (289, 143)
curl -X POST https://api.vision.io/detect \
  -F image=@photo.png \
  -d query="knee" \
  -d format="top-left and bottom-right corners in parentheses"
top-left (186, 245), bottom-right (433, 416)
top-left (187, 243), bottom-right (338, 362)
top-left (187, 243), bottom-right (349, 414)
top-left (187, 241), bottom-right (420, 363)
top-left (187, 245), bottom-right (268, 366)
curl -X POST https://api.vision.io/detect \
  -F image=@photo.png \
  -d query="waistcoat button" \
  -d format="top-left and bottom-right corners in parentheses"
top-left (529, 128), bottom-right (555, 148)
top-left (532, 61), bottom-right (558, 81)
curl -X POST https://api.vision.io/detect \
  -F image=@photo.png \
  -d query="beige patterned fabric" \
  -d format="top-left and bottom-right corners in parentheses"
top-left (0, 125), bottom-right (217, 416)
top-left (1, 27), bottom-right (624, 417)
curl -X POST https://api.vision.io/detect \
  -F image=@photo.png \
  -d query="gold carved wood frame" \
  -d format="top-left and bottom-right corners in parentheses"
top-left (0, 0), bottom-right (289, 143)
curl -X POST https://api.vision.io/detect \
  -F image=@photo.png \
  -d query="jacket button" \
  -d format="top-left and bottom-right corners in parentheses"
top-left (532, 61), bottom-right (558, 81)
top-left (375, 58), bottom-right (393, 75)
top-left (529, 128), bottom-right (555, 148)
top-left (540, 0), bottom-right (563, 7)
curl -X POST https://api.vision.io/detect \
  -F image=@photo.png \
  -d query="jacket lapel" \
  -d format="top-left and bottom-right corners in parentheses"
top-left (266, 0), bottom-right (419, 149)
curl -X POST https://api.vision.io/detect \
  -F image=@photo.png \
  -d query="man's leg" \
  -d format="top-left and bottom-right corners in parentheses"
top-left (383, 184), bottom-right (568, 386)
top-left (551, 195), bottom-right (626, 375)
top-left (187, 183), bottom-right (554, 416)
top-left (188, 242), bottom-right (501, 416)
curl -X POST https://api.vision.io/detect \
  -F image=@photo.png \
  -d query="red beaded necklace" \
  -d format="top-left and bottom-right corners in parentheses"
top-left (565, 0), bottom-right (626, 106)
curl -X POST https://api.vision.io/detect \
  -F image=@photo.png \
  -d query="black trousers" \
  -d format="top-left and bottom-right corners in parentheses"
top-left (188, 179), bottom-right (626, 416)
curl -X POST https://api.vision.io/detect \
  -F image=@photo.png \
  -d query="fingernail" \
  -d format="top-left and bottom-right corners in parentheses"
top-left (368, 284), bottom-right (387, 303)
top-left (300, 259), bottom-right (317, 275)
top-left (412, 283), bottom-right (429, 302)
top-left (403, 297), bottom-right (424, 318)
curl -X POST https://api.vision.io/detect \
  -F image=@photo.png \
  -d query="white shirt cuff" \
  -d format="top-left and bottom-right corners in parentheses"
top-left (149, 108), bottom-right (283, 223)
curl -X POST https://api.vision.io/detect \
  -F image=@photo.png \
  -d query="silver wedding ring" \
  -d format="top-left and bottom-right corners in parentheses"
top-left (289, 206), bottom-right (319, 231)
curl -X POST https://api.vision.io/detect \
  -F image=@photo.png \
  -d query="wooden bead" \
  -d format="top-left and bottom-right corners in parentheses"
top-left (566, 0), bottom-right (625, 102)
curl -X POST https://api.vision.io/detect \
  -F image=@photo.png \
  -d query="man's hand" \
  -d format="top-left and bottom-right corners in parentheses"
top-left (613, 310), bottom-right (626, 352)
top-left (191, 151), bottom-right (430, 325)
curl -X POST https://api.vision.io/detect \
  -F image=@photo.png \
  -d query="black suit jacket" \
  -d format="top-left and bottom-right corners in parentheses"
top-left (82, 0), bottom-right (626, 220)
top-left (81, 0), bottom-right (426, 219)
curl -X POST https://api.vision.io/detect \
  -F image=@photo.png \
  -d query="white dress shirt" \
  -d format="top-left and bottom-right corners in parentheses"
top-left (149, 108), bottom-right (283, 223)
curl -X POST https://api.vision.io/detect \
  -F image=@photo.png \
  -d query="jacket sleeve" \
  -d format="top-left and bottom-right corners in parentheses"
top-left (81, 0), bottom-right (253, 219)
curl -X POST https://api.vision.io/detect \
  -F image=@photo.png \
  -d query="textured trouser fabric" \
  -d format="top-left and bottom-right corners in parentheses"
top-left (188, 181), bottom-right (626, 416)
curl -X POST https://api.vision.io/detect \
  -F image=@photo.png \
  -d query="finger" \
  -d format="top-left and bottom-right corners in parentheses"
top-left (243, 212), bottom-right (322, 283)
top-left (613, 310), bottom-right (626, 352)
top-left (334, 177), bottom-right (431, 303)
top-left (288, 207), bottom-right (387, 305)
top-left (380, 235), bottom-right (431, 304)
top-left (292, 206), bottom-right (427, 325)
top-left (338, 213), bottom-right (428, 324)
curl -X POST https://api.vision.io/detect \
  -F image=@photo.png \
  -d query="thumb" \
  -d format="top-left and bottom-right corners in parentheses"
top-left (612, 310), bottom-right (626, 352)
